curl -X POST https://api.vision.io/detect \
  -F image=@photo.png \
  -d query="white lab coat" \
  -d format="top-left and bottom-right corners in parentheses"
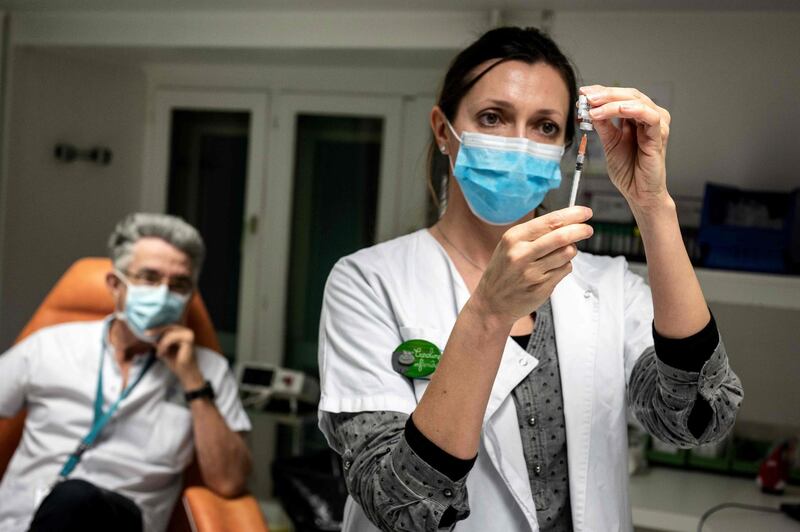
top-left (318, 229), bottom-right (654, 532)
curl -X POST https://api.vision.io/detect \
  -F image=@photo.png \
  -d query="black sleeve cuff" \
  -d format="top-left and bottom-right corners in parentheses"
top-left (405, 415), bottom-right (476, 482)
top-left (653, 312), bottom-right (719, 373)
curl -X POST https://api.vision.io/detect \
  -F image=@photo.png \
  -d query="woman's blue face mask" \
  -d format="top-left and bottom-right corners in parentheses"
top-left (446, 119), bottom-right (564, 225)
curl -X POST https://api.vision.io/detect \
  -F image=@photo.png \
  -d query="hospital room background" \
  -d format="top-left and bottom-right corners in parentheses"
top-left (0, 1), bottom-right (798, 531)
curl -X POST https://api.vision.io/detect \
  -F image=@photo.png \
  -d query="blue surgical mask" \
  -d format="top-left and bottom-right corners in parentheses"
top-left (116, 272), bottom-right (190, 343)
top-left (447, 120), bottom-right (564, 225)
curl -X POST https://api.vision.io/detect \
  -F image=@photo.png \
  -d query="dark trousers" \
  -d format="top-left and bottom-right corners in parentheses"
top-left (28, 478), bottom-right (142, 532)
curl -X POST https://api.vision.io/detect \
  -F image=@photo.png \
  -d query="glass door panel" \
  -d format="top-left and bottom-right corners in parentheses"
top-left (167, 110), bottom-right (250, 362)
top-left (284, 115), bottom-right (383, 374)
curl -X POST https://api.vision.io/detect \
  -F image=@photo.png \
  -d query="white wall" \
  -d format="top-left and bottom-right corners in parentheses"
top-left (712, 302), bottom-right (800, 428)
top-left (544, 10), bottom-right (800, 198)
top-left (0, 48), bottom-right (146, 347)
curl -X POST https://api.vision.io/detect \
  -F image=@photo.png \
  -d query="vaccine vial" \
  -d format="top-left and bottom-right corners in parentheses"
top-left (578, 95), bottom-right (593, 131)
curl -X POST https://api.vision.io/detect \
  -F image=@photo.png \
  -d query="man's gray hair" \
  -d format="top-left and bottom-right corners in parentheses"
top-left (108, 213), bottom-right (206, 279)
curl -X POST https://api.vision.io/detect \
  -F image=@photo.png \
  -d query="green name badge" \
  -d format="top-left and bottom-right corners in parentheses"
top-left (392, 339), bottom-right (442, 379)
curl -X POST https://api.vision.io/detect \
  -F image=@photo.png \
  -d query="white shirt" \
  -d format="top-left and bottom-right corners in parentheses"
top-left (0, 320), bottom-right (251, 532)
top-left (318, 229), bottom-right (655, 531)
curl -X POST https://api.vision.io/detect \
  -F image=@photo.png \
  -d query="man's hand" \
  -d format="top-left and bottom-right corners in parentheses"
top-left (152, 324), bottom-right (253, 497)
top-left (152, 325), bottom-right (204, 390)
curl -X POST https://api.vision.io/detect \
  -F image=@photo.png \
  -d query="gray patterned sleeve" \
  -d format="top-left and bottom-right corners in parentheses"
top-left (319, 411), bottom-right (470, 531)
top-left (628, 339), bottom-right (743, 447)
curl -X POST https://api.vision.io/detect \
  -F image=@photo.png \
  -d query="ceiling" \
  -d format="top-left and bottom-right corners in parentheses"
top-left (42, 46), bottom-right (457, 69)
top-left (0, 0), bottom-right (798, 11)
top-left (12, 0), bottom-right (796, 69)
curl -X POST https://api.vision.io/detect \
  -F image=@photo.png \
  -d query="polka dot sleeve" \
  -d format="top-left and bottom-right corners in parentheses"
top-left (320, 410), bottom-right (470, 531)
top-left (628, 333), bottom-right (743, 448)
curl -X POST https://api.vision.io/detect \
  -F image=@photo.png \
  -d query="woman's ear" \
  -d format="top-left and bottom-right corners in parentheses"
top-left (430, 106), bottom-right (452, 156)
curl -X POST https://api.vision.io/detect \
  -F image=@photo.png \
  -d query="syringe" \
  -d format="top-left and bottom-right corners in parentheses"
top-left (568, 134), bottom-right (587, 207)
top-left (569, 95), bottom-right (593, 207)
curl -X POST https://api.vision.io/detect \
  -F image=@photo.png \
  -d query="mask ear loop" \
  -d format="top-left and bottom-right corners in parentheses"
top-left (112, 270), bottom-right (130, 322)
top-left (438, 118), bottom-right (464, 218)
top-left (444, 118), bottom-right (462, 144)
top-left (438, 117), bottom-right (461, 218)
top-left (443, 119), bottom-right (462, 176)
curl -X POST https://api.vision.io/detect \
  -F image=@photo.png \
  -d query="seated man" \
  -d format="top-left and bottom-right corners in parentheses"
top-left (0, 213), bottom-right (252, 532)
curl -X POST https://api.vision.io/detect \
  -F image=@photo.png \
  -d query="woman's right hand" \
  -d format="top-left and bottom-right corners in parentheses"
top-left (471, 206), bottom-right (594, 326)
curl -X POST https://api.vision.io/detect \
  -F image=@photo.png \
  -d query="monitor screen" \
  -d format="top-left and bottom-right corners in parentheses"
top-left (242, 367), bottom-right (275, 387)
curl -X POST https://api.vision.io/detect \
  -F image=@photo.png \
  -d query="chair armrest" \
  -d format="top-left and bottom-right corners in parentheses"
top-left (0, 413), bottom-right (26, 480)
top-left (182, 486), bottom-right (269, 532)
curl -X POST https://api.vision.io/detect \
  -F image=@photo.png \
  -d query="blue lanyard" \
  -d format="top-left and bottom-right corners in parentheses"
top-left (59, 318), bottom-right (156, 479)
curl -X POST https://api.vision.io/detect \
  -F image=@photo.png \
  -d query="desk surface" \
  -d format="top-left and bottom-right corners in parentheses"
top-left (630, 467), bottom-right (800, 531)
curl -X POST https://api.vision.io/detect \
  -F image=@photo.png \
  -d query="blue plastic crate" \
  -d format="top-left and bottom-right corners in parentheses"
top-left (698, 183), bottom-right (798, 274)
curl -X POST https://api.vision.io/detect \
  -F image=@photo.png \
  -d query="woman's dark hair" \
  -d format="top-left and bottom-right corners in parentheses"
top-left (427, 26), bottom-right (579, 212)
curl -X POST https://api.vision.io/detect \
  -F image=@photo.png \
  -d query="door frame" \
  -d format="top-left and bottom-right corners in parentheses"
top-left (142, 89), bottom-right (269, 364)
top-left (258, 92), bottom-right (405, 366)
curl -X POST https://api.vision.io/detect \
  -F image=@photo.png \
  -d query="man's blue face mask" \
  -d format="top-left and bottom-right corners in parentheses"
top-left (446, 119), bottom-right (564, 225)
top-left (116, 272), bottom-right (190, 343)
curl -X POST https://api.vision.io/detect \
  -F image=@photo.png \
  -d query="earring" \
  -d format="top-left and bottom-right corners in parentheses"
top-left (440, 145), bottom-right (447, 154)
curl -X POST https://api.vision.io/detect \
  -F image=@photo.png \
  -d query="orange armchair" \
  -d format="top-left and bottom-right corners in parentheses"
top-left (0, 258), bottom-right (268, 532)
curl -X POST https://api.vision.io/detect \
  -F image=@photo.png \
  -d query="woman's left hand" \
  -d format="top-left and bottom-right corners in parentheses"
top-left (580, 85), bottom-right (671, 211)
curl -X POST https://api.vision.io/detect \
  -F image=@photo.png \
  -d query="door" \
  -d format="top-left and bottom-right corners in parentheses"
top-left (143, 90), bottom-right (268, 363)
top-left (258, 93), bottom-right (408, 373)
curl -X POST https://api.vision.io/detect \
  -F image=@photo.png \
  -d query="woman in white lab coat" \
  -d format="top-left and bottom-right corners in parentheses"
top-left (317, 26), bottom-right (742, 532)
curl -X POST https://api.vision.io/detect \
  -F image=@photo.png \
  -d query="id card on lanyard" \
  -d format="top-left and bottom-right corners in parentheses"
top-left (57, 317), bottom-right (155, 481)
